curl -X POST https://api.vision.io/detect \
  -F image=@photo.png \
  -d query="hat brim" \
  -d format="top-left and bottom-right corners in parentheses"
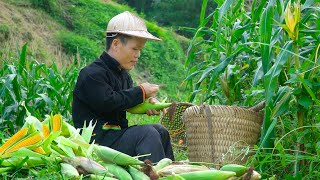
top-left (107, 30), bottom-right (161, 41)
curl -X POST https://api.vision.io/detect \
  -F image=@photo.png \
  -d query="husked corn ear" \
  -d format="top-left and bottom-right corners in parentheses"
top-left (42, 124), bottom-right (50, 138)
top-left (33, 147), bottom-right (46, 154)
top-left (0, 128), bottom-right (29, 155)
top-left (52, 114), bottom-right (62, 132)
top-left (5, 133), bottom-right (42, 154)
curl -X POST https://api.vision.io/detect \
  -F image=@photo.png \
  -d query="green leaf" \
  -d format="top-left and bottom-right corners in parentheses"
top-left (259, 2), bottom-right (274, 74)
top-left (298, 75), bottom-right (320, 106)
top-left (200, 0), bottom-right (208, 26)
top-left (252, 61), bottom-right (263, 86)
top-left (264, 41), bottom-right (293, 104)
top-left (272, 86), bottom-right (292, 118)
top-left (81, 120), bottom-right (96, 144)
top-left (298, 96), bottom-right (313, 109)
top-left (18, 43), bottom-right (27, 75)
top-left (251, 0), bottom-right (267, 22)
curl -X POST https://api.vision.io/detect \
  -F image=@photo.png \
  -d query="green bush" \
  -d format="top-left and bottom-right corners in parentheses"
top-left (56, 31), bottom-right (101, 62)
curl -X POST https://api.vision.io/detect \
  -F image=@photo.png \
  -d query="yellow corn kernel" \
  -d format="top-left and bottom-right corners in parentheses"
top-left (0, 128), bottom-right (29, 155)
top-left (4, 134), bottom-right (42, 154)
top-left (42, 124), bottom-right (50, 138)
top-left (52, 114), bottom-right (62, 132)
top-left (33, 147), bottom-right (46, 154)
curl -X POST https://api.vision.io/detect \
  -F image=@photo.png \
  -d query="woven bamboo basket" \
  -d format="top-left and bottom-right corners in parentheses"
top-left (159, 102), bottom-right (194, 147)
top-left (183, 104), bottom-right (263, 165)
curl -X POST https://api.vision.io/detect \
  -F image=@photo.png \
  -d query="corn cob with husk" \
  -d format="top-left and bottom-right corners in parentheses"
top-left (0, 128), bottom-right (29, 157)
top-left (94, 145), bottom-right (144, 166)
top-left (127, 100), bottom-right (172, 114)
top-left (51, 114), bottom-right (62, 132)
top-left (159, 170), bottom-right (236, 180)
top-left (157, 164), bottom-right (209, 177)
top-left (89, 174), bottom-right (119, 180)
top-left (62, 156), bottom-right (109, 175)
top-left (0, 131), bottom-right (43, 158)
top-left (60, 163), bottom-right (80, 179)
top-left (128, 165), bottom-right (151, 180)
top-left (103, 163), bottom-right (133, 180)
top-left (154, 158), bottom-right (173, 172)
top-left (220, 164), bottom-right (248, 177)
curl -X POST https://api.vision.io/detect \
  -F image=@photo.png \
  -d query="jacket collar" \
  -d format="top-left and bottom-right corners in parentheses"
top-left (100, 51), bottom-right (123, 73)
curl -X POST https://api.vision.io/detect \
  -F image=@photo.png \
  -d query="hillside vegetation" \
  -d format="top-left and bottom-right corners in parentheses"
top-left (0, 0), bottom-right (188, 100)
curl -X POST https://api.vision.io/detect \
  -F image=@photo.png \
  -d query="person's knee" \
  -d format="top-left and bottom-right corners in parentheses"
top-left (139, 125), bottom-right (161, 139)
top-left (151, 124), bottom-right (170, 137)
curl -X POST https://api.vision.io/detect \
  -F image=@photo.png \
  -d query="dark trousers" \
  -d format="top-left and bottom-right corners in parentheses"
top-left (109, 124), bottom-right (175, 163)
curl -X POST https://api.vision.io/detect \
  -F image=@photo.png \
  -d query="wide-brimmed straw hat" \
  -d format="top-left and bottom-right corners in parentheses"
top-left (106, 11), bottom-right (161, 41)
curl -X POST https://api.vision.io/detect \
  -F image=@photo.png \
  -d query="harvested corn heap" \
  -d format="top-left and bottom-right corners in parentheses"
top-left (0, 112), bottom-right (261, 179)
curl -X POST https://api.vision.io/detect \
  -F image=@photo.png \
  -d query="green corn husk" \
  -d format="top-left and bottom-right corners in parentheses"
top-left (128, 165), bottom-right (150, 180)
top-left (104, 163), bottom-right (133, 180)
top-left (81, 120), bottom-right (97, 144)
top-left (162, 174), bottom-right (186, 180)
top-left (89, 174), bottom-right (118, 180)
top-left (0, 167), bottom-right (13, 174)
top-left (63, 156), bottom-right (107, 175)
top-left (61, 163), bottom-right (80, 179)
top-left (127, 102), bottom-right (172, 114)
top-left (157, 164), bottom-right (209, 177)
top-left (94, 145), bottom-right (144, 166)
top-left (220, 164), bottom-right (248, 177)
top-left (154, 158), bottom-right (173, 172)
top-left (159, 170), bottom-right (236, 180)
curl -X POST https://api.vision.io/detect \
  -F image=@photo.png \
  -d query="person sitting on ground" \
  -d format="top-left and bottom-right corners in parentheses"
top-left (72, 11), bottom-right (174, 162)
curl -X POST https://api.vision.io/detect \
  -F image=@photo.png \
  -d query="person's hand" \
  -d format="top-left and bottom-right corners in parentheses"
top-left (140, 82), bottom-right (159, 98)
top-left (145, 97), bottom-right (167, 116)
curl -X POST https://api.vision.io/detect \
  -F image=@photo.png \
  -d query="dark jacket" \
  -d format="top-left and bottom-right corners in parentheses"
top-left (72, 51), bottom-right (144, 146)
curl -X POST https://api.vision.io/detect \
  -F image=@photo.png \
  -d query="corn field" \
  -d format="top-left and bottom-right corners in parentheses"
top-left (185, 0), bottom-right (319, 178)
top-left (0, 44), bottom-right (80, 135)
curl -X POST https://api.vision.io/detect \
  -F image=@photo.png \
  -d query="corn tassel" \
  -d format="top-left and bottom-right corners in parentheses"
top-left (52, 114), bottom-right (62, 132)
top-left (4, 132), bottom-right (42, 155)
top-left (42, 124), bottom-right (50, 138)
top-left (0, 128), bottom-right (29, 155)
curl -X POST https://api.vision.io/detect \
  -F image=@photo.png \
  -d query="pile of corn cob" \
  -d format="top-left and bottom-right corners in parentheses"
top-left (0, 112), bottom-right (261, 179)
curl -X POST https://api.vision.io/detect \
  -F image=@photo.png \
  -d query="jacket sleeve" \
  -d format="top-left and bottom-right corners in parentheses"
top-left (75, 71), bottom-right (144, 114)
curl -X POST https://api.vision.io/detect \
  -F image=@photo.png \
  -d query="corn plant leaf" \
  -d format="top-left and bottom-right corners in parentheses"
top-left (298, 96), bottom-right (313, 109)
top-left (18, 43), bottom-right (27, 75)
top-left (252, 61), bottom-right (264, 86)
top-left (251, 0), bottom-right (267, 22)
top-left (252, 118), bottom-right (277, 160)
top-left (298, 75), bottom-right (320, 106)
top-left (216, 0), bottom-right (235, 53)
top-left (272, 86), bottom-right (292, 118)
top-left (264, 41), bottom-right (293, 104)
top-left (259, 1), bottom-right (274, 74)
top-left (302, 0), bottom-right (315, 10)
top-left (200, 0), bottom-right (208, 26)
